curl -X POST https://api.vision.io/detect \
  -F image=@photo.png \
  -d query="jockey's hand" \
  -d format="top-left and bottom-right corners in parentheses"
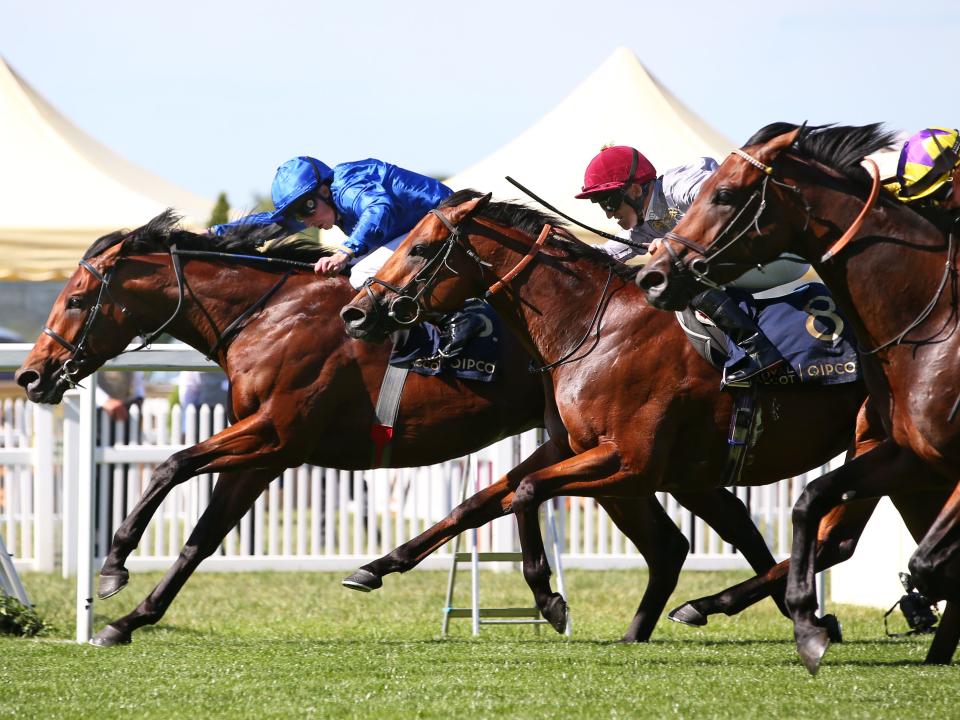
top-left (648, 238), bottom-right (663, 255)
top-left (314, 251), bottom-right (350, 276)
top-left (102, 397), bottom-right (129, 422)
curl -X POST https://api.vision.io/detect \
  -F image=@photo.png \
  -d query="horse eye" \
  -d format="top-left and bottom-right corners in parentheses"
top-left (713, 188), bottom-right (736, 206)
top-left (410, 243), bottom-right (434, 258)
top-left (66, 296), bottom-right (83, 310)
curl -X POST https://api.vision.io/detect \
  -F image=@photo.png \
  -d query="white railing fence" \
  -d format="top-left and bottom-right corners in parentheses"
top-left (0, 344), bottom-right (839, 641)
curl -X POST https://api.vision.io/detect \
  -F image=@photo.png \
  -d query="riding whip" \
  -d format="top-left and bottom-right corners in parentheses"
top-left (504, 176), bottom-right (649, 254)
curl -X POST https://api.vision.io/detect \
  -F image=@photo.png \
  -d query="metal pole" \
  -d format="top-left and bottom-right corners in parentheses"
top-left (470, 455), bottom-right (480, 636)
top-left (75, 374), bottom-right (97, 644)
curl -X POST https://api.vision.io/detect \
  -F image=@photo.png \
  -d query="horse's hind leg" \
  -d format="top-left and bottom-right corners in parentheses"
top-left (90, 468), bottom-right (275, 647)
top-left (98, 415), bottom-right (276, 599)
top-left (597, 496), bottom-right (689, 643)
top-left (671, 497), bottom-right (878, 630)
top-left (343, 438), bottom-right (570, 591)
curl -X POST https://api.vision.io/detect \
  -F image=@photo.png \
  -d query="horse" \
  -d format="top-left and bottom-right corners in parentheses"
top-left (339, 189), bottom-right (871, 643)
top-left (15, 211), bottom-right (794, 646)
top-left (635, 122), bottom-right (960, 672)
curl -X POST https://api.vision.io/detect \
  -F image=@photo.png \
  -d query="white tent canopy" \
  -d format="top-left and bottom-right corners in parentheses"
top-left (0, 56), bottom-right (212, 280)
top-left (445, 47), bottom-right (735, 241)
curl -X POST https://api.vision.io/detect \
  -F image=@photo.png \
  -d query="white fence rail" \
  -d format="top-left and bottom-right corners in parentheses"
top-left (0, 344), bottom-right (837, 641)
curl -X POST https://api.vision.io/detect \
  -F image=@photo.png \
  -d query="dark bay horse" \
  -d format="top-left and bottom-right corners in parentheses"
top-left (636, 122), bottom-right (959, 672)
top-left (340, 190), bottom-right (870, 641)
top-left (15, 212), bottom-right (790, 646)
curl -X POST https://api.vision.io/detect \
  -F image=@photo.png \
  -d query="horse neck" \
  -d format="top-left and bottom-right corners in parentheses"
top-left (119, 254), bottom-right (332, 361)
top-left (799, 182), bottom-right (955, 353)
top-left (473, 228), bottom-right (668, 369)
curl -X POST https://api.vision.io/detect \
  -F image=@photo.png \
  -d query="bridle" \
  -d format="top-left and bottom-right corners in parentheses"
top-left (360, 206), bottom-right (552, 327)
top-left (43, 244), bottom-right (305, 388)
top-left (657, 149), bottom-right (817, 289)
top-left (361, 206), bottom-right (615, 372)
top-left (43, 248), bottom-right (186, 387)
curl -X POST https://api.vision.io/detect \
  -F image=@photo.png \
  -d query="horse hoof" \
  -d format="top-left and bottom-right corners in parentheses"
top-left (542, 594), bottom-right (568, 634)
top-left (342, 569), bottom-right (382, 592)
top-left (668, 603), bottom-right (708, 627)
top-left (97, 571), bottom-right (129, 600)
top-left (821, 614), bottom-right (843, 644)
top-left (89, 625), bottom-right (132, 648)
top-left (796, 627), bottom-right (831, 676)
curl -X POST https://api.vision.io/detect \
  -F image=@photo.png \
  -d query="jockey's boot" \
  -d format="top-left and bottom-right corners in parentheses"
top-left (691, 288), bottom-right (784, 385)
top-left (438, 308), bottom-right (486, 358)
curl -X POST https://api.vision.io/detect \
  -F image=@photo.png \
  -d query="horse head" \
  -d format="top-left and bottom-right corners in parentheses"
top-left (636, 126), bottom-right (806, 311)
top-left (15, 242), bottom-right (150, 404)
top-left (341, 193), bottom-right (494, 341)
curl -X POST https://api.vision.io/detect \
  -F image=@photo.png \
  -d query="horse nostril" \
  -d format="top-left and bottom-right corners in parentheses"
top-left (637, 269), bottom-right (667, 293)
top-left (340, 305), bottom-right (367, 328)
top-left (15, 368), bottom-right (39, 390)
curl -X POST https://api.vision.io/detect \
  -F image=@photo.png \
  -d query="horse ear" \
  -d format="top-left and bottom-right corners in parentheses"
top-left (449, 192), bottom-right (493, 223)
top-left (759, 128), bottom-right (802, 165)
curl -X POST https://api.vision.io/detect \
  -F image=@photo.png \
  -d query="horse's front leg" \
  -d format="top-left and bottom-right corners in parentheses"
top-left (786, 440), bottom-right (911, 675)
top-left (597, 496), bottom-right (689, 642)
top-left (342, 438), bottom-right (571, 592)
top-left (91, 468), bottom-right (276, 646)
top-left (97, 414), bottom-right (278, 599)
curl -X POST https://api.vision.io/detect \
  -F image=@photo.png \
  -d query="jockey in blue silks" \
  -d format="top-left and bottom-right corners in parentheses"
top-left (212, 156), bottom-right (483, 355)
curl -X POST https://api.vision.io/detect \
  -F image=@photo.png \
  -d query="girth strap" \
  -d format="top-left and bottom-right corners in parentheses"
top-left (370, 340), bottom-right (410, 468)
top-left (719, 387), bottom-right (758, 489)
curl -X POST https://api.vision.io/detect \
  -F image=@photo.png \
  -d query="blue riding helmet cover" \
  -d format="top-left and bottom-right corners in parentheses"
top-left (270, 156), bottom-right (333, 219)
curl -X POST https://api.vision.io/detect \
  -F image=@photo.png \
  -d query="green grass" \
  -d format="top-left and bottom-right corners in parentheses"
top-left (2, 569), bottom-right (956, 719)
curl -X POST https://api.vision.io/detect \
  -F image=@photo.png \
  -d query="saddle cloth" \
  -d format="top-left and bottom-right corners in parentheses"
top-left (388, 299), bottom-right (500, 382)
top-left (679, 282), bottom-right (860, 386)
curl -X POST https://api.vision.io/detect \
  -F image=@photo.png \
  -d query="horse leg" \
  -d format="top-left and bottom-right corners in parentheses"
top-left (596, 496), bottom-right (689, 642)
top-left (909, 480), bottom-right (960, 603)
top-left (671, 488), bottom-right (786, 621)
top-left (513, 505), bottom-right (569, 634)
top-left (342, 438), bottom-right (570, 591)
top-left (509, 443), bottom-right (626, 514)
top-left (98, 414), bottom-right (276, 599)
top-left (90, 468), bottom-right (275, 646)
top-left (787, 440), bottom-right (915, 674)
top-left (670, 498), bottom-right (878, 636)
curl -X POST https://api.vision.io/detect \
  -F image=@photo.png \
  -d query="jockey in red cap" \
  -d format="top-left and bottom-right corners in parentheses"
top-left (577, 145), bottom-right (808, 386)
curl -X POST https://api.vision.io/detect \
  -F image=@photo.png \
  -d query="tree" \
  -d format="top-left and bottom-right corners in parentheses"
top-left (207, 192), bottom-right (230, 227)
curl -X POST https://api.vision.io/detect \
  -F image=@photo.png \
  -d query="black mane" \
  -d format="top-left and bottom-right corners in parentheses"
top-left (747, 122), bottom-right (900, 184)
top-left (441, 190), bottom-right (636, 279)
top-left (82, 209), bottom-right (333, 264)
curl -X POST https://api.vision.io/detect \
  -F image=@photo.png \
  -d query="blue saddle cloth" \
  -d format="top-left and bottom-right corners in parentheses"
top-left (389, 299), bottom-right (500, 382)
top-left (725, 282), bottom-right (859, 385)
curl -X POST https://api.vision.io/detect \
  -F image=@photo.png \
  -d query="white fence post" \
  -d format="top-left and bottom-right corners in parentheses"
top-left (75, 374), bottom-right (97, 644)
top-left (32, 404), bottom-right (55, 572)
top-left (61, 392), bottom-right (80, 577)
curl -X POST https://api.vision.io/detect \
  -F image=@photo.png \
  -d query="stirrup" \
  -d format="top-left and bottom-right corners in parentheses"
top-left (723, 357), bottom-right (785, 387)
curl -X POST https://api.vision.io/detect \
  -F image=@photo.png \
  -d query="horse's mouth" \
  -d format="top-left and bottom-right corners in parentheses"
top-left (16, 367), bottom-right (71, 404)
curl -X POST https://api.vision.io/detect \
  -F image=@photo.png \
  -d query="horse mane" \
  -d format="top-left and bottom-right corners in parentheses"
top-left (747, 122), bottom-right (900, 185)
top-left (82, 209), bottom-right (334, 264)
top-left (442, 190), bottom-right (636, 280)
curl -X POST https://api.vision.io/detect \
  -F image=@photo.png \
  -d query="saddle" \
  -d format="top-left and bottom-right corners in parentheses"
top-left (678, 282), bottom-right (860, 388)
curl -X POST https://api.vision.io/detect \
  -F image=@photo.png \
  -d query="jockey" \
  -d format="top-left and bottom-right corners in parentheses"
top-left (891, 127), bottom-right (960, 210)
top-left (576, 145), bottom-right (809, 385)
top-left (212, 156), bottom-right (483, 356)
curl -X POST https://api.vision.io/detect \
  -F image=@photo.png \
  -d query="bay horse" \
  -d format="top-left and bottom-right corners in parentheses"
top-left (636, 122), bottom-right (960, 672)
top-left (339, 190), bottom-right (871, 642)
top-left (15, 211), bottom-right (792, 646)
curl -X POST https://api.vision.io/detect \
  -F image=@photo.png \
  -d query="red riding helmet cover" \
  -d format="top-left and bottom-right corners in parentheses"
top-left (575, 146), bottom-right (657, 199)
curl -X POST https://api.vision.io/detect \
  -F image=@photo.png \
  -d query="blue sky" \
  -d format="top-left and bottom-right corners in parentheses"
top-left (3, 1), bottom-right (958, 209)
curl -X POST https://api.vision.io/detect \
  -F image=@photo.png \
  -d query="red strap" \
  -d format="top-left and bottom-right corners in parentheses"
top-left (485, 224), bottom-right (552, 297)
top-left (820, 159), bottom-right (881, 262)
top-left (370, 424), bottom-right (394, 468)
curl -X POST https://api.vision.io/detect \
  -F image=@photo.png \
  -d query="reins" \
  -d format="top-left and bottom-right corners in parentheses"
top-left (44, 244), bottom-right (316, 383)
